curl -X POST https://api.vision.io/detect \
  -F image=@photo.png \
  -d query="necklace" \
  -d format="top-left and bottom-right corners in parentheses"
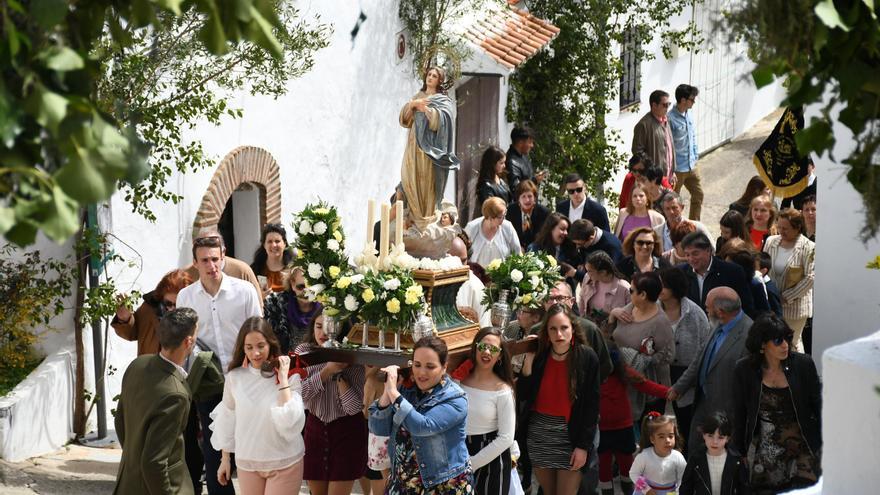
top-left (551, 346), bottom-right (571, 357)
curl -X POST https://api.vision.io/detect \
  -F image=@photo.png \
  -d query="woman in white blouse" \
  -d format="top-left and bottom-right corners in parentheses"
top-left (458, 327), bottom-right (516, 495)
top-left (465, 197), bottom-right (522, 268)
top-left (212, 317), bottom-right (306, 495)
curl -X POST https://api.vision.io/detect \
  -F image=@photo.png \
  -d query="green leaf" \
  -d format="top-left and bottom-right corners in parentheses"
top-left (751, 65), bottom-right (776, 88)
top-left (25, 87), bottom-right (69, 133)
top-left (0, 84), bottom-right (23, 148)
top-left (4, 222), bottom-right (38, 246)
top-left (29, 0), bottom-right (68, 30)
top-left (815, 0), bottom-right (852, 31)
top-left (54, 146), bottom-right (114, 203)
top-left (37, 186), bottom-right (80, 242)
top-left (199, 11), bottom-right (229, 55)
top-left (0, 207), bottom-right (14, 234)
top-left (4, 15), bottom-right (20, 57)
top-left (794, 119), bottom-right (834, 156)
top-left (245, 6), bottom-right (283, 58)
top-left (40, 46), bottom-right (85, 72)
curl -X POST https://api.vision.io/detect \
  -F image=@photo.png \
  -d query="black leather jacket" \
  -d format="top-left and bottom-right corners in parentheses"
top-left (732, 352), bottom-right (822, 462)
top-left (679, 447), bottom-right (750, 495)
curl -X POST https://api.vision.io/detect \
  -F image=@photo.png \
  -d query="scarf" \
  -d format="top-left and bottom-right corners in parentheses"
top-left (286, 295), bottom-right (322, 329)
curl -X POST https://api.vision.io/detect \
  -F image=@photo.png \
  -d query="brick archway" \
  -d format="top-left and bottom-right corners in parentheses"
top-left (192, 146), bottom-right (282, 235)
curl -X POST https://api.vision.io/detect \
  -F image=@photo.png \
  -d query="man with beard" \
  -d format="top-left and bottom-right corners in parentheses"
top-left (666, 287), bottom-right (752, 454)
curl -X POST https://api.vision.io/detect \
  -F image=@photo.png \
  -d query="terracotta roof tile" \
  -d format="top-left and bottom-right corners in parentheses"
top-left (462, 4), bottom-right (559, 70)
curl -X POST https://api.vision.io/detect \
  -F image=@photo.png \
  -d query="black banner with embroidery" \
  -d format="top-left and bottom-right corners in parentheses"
top-left (752, 108), bottom-right (811, 197)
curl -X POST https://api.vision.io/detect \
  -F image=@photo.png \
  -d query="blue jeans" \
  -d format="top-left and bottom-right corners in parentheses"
top-left (197, 395), bottom-right (236, 495)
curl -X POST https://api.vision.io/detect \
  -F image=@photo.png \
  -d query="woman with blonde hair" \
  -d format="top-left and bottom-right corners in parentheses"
top-left (264, 266), bottom-right (322, 353)
top-left (465, 197), bottom-right (522, 267)
top-left (613, 184), bottom-right (666, 242)
top-left (745, 194), bottom-right (778, 251)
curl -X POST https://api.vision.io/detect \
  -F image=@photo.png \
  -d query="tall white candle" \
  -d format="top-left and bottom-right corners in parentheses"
top-left (379, 203), bottom-right (390, 264)
top-left (366, 199), bottom-right (376, 247)
top-left (395, 200), bottom-right (404, 246)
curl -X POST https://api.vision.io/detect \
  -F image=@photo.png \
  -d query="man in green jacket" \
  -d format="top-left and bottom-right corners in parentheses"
top-left (114, 308), bottom-right (199, 495)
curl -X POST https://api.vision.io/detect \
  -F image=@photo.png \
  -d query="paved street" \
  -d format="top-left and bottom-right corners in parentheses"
top-left (0, 109), bottom-right (783, 494)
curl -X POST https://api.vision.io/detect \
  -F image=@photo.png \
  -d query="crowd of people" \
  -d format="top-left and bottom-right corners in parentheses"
top-left (113, 83), bottom-right (821, 495)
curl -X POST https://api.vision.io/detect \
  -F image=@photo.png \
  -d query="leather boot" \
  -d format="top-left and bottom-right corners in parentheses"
top-left (601, 489), bottom-right (615, 495)
top-left (619, 480), bottom-right (634, 495)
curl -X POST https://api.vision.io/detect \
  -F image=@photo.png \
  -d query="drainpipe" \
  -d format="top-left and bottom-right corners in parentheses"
top-left (86, 204), bottom-right (107, 439)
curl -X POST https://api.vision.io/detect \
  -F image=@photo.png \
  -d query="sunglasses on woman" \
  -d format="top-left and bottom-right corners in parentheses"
top-left (635, 240), bottom-right (655, 247)
top-left (771, 333), bottom-right (794, 346)
top-left (476, 342), bottom-right (502, 354)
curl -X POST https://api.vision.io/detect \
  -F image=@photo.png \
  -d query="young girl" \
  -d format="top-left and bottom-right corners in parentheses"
top-left (598, 343), bottom-right (670, 495)
top-left (629, 413), bottom-right (687, 495)
top-left (211, 317), bottom-right (306, 495)
top-left (679, 412), bottom-right (749, 495)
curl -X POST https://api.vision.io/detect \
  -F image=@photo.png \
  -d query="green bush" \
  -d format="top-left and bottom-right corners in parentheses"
top-left (0, 245), bottom-right (72, 370)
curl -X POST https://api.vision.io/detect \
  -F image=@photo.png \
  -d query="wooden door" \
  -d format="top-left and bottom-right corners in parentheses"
top-left (455, 76), bottom-right (500, 224)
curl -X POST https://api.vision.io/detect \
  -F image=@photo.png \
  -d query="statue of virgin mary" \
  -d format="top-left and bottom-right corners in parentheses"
top-left (399, 66), bottom-right (460, 231)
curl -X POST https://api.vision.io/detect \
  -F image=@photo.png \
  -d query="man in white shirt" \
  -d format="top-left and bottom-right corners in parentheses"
top-left (449, 236), bottom-right (491, 327)
top-left (176, 235), bottom-right (262, 495)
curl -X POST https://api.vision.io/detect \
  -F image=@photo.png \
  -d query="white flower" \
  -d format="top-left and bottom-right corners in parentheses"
top-left (307, 263), bottom-right (323, 279)
top-left (329, 296), bottom-right (336, 305)
top-left (312, 241), bottom-right (320, 249)
top-left (530, 275), bottom-right (541, 288)
top-left (298, 220), bottom-right (311, 235)
top-left (384, 278), bottom-right (401, 290)
top-left (313, 221), bottom-right (328, 235)
top-left (438, 255), bottom-right (463, 270)
top-left (304, 284), bottom-right (325, 302)
top-left (510, 269), bottom-right (524, 283)
top-left (344, 294), bottom-right (359, 312)
top-left (535, 259), bottom-right (545, 269)
top-left (327, 239), bottom-right (340, 251)
top-left (350, 274), bottom-right (365, 284)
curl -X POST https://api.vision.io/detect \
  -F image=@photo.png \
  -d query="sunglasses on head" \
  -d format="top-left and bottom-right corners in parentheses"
top-left (771, 334), bottom-right (794, 346)
top-left (476, 342), bottom-right (502, 354)
top-left (567, 187), bottom-right (584, 195)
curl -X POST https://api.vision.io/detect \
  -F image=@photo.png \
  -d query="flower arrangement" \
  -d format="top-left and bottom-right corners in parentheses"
top-left (481, 252), bottom-right (562, 311)
top-left (291, 201), bottom-right (349, 299)
top-left (357, 267), bottom-right (427, 333)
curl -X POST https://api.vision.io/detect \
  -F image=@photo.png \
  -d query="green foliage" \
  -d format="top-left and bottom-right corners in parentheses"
top-left (291, 201), bottom-right (350, 293)
top-left (0, 244), bottom-right (73, 369)
top-left (75, 227), bottom-right (142, 327)
top-left (724, 0), bottom-right (880, 241)
top-left (0, 0), bottom-right (325, 245)
top-left (507, 0), bottom-right (701, 199)
top-left (95, 5), bottom-right (330, 221)
top-left (0, 357), bottom-right (41, 397)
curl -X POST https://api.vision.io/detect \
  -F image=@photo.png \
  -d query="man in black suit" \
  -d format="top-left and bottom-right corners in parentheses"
top-left (678, 232), bottom-right (755, 317)
top-left (506, 180), bottom-right (550, 251)
top-left (505, 126), bottom-right (546, 192)
top-left (556, 173), bottom-right (610, 232)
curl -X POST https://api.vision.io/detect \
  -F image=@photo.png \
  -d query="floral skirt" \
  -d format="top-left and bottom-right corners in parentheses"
top-left (386, 426), bottom-right (474, 495)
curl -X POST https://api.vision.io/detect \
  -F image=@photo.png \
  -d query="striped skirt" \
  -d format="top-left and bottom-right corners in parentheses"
top-left (465, 431), bottom-right (511, 495)
top-left (526, 413), bottom-right (573, 470)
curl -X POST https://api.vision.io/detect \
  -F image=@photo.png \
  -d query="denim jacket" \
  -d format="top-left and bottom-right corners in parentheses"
top-left (369, 376), bottom-right (471, 488)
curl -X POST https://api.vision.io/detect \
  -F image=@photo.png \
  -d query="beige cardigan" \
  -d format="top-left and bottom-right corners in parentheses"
top-left (763, 234), bottom-right (815, 319)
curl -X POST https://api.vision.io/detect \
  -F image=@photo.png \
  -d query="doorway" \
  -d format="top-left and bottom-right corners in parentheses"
top-left (217, 183), bottom-right (262, 262)
top-left (455, 76), bottom-right (501, 224)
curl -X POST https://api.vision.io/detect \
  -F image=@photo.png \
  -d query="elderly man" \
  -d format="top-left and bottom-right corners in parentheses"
top-left (448, 235), bottom-right (490, 327)
top-left (667, 287), bottom-right (752, 453)
top-left (678, 232), bottom-right (755, 317)
top-left (654, 191), bottom-right (710, 252)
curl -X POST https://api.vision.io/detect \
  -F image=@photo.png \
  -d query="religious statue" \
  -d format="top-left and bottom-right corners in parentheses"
top-left (399, 66), bottom-right (460, 232)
